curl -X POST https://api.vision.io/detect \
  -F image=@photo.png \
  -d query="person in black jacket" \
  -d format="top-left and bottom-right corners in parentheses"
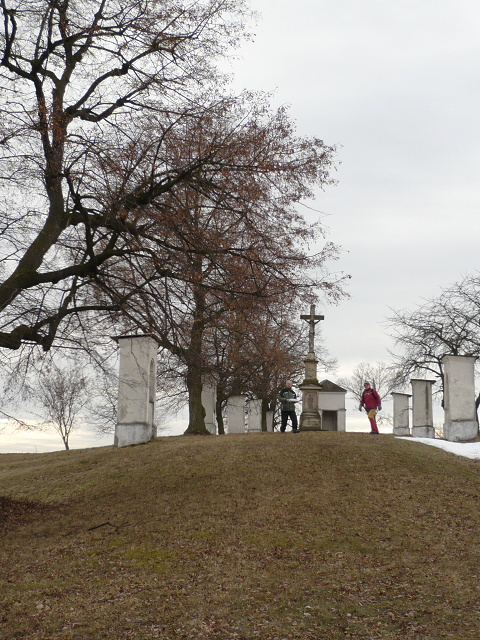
top-left (278, 380), bottom-right (299, 433)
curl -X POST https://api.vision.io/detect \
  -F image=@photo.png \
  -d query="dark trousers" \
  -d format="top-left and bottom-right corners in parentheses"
top-left (281, 410), bottom-right (298, 432)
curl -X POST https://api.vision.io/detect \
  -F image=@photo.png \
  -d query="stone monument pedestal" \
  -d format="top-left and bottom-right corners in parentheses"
top-left (114, 334), bottom-right (158, 448)
top-left (227, 394), bottom-right (246, 434)
top-left (201, 384), bottom-right (216, 435)
top-left (247, 398), bottom-right (262, 432)
top-left (299, 353), bottom-right (322, 430)
top-left (299, 381), bottom-right (322, 430)
top-left (411, 379), bottom-right (435, 439)
top-left (266, 410), bottom-right (274, 432)
top-left (442, 355), bottom-right (478, 442)
top-left (392, 392), bottom-right (411, 436)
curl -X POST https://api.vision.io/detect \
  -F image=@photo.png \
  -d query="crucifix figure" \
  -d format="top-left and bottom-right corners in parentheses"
top-left (300, 304), bottom-right (324, 356)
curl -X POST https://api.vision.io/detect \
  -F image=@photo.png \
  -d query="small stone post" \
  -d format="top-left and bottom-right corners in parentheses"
top-left (201, 384), bottom-right (217, 435)
top-left (392, 392), bottom-right (411, 436)
top-left (247, 399), bottom-right (262, 432)
top-left (226, 395), bottom-right (246, 434)
top-left (299, 305), bottom-right (324, 431)
top-left (411, 379), bottom-right (435, 438)
top-left (337, 409), bottom-right (347, 431)
top-left (114, 335), bottom-right (158, 448)
top-left (266, 410), bottom-right (274, 432)
top-left (442, 355), bottom-right (478, 442)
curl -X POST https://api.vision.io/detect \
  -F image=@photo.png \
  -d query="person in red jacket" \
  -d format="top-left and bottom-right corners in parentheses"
top-left (359, 381), bottom-right (382, 434)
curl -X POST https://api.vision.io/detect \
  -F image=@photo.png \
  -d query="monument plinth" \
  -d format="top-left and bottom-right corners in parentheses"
top-left (442, 355), bottom-right (478, 442)
top-left (392, 392), bottom-right (411, 436)
top-left (114, 334), bottom-right (158, 448)
top-left (411, 379), bottom-right (435, 438)
top-left (299, 305), bottom-right (324, 431)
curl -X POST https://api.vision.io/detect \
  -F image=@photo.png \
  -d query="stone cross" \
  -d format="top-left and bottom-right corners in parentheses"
top-left (300, 304), bottom-right (324, 355)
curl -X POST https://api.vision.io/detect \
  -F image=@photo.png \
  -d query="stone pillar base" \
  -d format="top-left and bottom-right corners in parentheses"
top-left (115, 422), bottom-right (153, 448)
top-left (444, 420), bottom-right (478, 442)
top-left (412, 425), bottom-right (435, 439)
top-left (393, 426), bottom-right (411, 437)
top-left (300, 411), bottom-right (322, 431)
top-left (299, 383), bottom-right (322, 431)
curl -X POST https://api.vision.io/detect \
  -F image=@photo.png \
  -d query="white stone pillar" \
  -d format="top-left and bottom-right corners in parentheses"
top-left (114, 335), bottom-right (158, 448)
top-left (442, 355), bottom-right (478, 442)
top-left (337, 408), bottom-right (347, 432)
top-left (392, 392), bottom-right (411, 436)
top-left (202, 385), bottom-right (217, 435)
top-left (266, 410), bottom-right (274, 432)
top-left (247, 399), bottom-right (262, 432)
top-left (411, 379), bottom-right (435, 438)
top-left (226, 394), bottom-right (246, 434)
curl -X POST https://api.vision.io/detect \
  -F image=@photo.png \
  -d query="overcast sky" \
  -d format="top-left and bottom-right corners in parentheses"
top-left (227, 0), bottom-right (480, 377)
top-left (2, 0), bottom-right (480, 451)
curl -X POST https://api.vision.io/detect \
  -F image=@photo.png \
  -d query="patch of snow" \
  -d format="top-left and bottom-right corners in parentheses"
top-left (397, 437), bottom-right (480, 460)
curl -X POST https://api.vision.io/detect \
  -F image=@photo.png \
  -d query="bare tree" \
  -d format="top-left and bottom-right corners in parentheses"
top-left (83, 362), bottom-right (118, 435)
top-left (0, 0), bottom-right (250, 352)
top-left (337, 361), bottom-right (398, 427)
top-left (387, 273), bottom-right (480, 412)
top-left (0, 2), bottom-right (348, 439)
top-left (208, 302), bottom-right (337, 433)
top-left (34, 363), bottom-right (91, 450)
top-left (102, 94), bottom-right (347, 434)
top-left (337, 362), bottom-right (399, 405)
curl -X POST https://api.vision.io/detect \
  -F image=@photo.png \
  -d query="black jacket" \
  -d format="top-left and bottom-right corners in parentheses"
top-left (278, 387), bottom-right (297, 412)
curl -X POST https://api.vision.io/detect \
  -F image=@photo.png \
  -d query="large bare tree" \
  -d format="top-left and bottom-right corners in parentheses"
top-left (0, 2), bottom-right (348, 438)
top-left (101, 94), bottom-right (347, 434)
top-left (0, 0), bottom-right (250, 352)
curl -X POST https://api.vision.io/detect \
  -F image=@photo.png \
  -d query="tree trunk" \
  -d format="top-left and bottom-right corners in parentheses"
top-left (184, 365), bottom-right (209, 435)
top-left (183, 276), bottom-right (210, 435)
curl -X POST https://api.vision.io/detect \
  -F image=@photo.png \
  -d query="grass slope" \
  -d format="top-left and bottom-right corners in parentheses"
top-left (1, 432), bottom-right (480, 640)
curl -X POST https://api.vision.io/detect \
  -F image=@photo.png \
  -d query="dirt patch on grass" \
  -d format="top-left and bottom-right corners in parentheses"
top-left (0, 496), bottom-right (57, 533)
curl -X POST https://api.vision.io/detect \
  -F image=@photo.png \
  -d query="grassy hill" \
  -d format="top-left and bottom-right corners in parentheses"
top-left (1, 431), bottom-right (480, 640)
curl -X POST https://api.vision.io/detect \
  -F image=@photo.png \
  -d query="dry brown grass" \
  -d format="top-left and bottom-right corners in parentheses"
top-left (1, 432), bottom-right (480, 640)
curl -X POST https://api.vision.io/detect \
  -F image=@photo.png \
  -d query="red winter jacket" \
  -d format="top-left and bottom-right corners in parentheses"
top-left (360, 387), bottom-right (381, 410)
